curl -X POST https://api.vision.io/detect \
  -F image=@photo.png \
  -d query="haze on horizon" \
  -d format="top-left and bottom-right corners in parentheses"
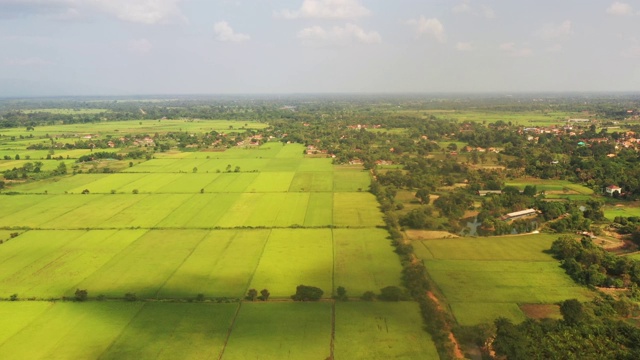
top-left (1, 0), bottom-right (639, 97)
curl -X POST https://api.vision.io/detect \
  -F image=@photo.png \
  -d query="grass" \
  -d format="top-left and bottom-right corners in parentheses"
top-left (333, 228), bottom-right (402, 296)
top-left (505, 178), bottom-right (594, 195)
top-left (0, 302), bottom-right (236, 360)
top-left (335, 302), bottom-right (440, 359)
top-left (249, 229), bottom-right (333, 298)
top-left (0, 125), bottom-right (433, 358)
top-left (223, 302), bottom-right (332, 360)
top-left (333, 192), bottom-right (385, 227)
top-left (417, 234), bottom-right (592, 325)
top-left (604, 204), bottom-right (640, 221)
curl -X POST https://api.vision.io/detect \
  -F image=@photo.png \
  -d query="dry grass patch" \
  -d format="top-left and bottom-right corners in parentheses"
top-left (519, 304), bottom-right (561, 320)
top-left (404, 230), bottom-right (458, 240)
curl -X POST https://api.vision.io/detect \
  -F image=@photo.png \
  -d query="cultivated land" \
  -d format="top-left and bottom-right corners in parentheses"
top-left (414, 234), bottom-right (592, 325)
top-left (0, 132), bottom-right (435, 359)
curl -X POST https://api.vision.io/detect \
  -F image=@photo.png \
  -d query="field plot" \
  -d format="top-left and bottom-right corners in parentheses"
top-left (333, 192), bottom-right (384, 227)
top-left (0, 230), bottom-right (146, 298)
top-left (246, 171), bottom-right (295, 192)
top-left (74, 230), bottom-right (207, 297)
top-left (249, 229), bottom-right (333, 298)
top-left (204, 173), bottom-right (259, 193)
top-left (298, 158), bottom-right (334, 172)
top-left (604, 203), bottom-right (640, 221)
top-left (289, 171), bottom-right (333, 192)
top-left (100, 302), bottom-right (236, 360)
top-left (12, 174), bottom-right (115, 194)
top-left (303, 192), bottom-right (333, 227)
top-left (274, 143), bottom-right (305, 158)
top-left (222, 302), bottom-right (332, 360)
top-left (0, 302), bottom-right (142, 360)
top-left (505, 178), bottom-right (594, 195)
top-left (0, 194), bottom-right (104, 228)
top-left (333, 229), bottom-right (402, 296)
top-left (158, 230), bottom-right (270, 298)
top-left (334, 302), bottom-right (439, 359)
top-left (333, 168), bottom-right (371, 192)
top-left (0, 302), bottom-right (236, 360)
top-left (416, 234), bottom-right (592, 325)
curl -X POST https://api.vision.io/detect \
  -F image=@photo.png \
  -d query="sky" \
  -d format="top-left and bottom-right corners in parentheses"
top-left (0, 0), bottom-right (639, 96)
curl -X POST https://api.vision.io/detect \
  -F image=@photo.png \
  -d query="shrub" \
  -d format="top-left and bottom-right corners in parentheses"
top-left (291, 285), bottom-right (323, 301)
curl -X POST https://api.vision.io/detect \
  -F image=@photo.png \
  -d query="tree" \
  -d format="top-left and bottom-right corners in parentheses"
top-left (415, 188), bottom-right (430, 204)
top-left (334, 286), bottom-right (348, 301)
top-left (291, 285), bottom-right (323, 301)
top-left (361, 291), bottom-right (376, 301)
top-left (259, 289), bottom-right (270, 301)
top-left (378, 286), bottom-right (407, 301)
top-left (82, 189), bottom-right (90, 194)
top-left (196, 293), bottom-right (205, 302)
top-left (55, 161), bottom-right (67, 175)
top-left (560, 299), bottom-right (587, 325)
top-left (74, 288), bottom-right (88, 302)
top-left (193, 167), bottom-right (198, 173)
top-left (124, 292), bottom-right (137, 301)
top-left (246, 289), bottom-right (258, 301)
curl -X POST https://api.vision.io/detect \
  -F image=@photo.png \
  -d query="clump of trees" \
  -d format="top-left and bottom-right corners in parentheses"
top-left (550, 236), bottom-right (640, 288)
top-left (291, 285), bottom-right (323, 301)
top-left (492, 297), bottom-right (640, 359)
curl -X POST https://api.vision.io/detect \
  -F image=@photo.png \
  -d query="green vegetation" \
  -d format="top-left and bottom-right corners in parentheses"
top-left (415, 234), bottom-right (592, 325)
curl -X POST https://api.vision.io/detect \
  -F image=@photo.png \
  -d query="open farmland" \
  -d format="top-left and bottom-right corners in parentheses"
top-left (0, 137), bottom-right (435, 359)
top-left (414, 234), bottom-right (592, 325)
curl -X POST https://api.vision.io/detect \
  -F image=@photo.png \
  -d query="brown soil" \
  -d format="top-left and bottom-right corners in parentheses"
top-left (520, 304), bottom-right (561, 320)
top-left (404, 230), bottom-right (459, 240)
top-left (427, 291), bottom-right (464, 359)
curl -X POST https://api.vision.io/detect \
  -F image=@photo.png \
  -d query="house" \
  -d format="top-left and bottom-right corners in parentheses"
top-left (605, 185), bottom-right (622, 196)
top-left (502, 208), bottom-right (537, 221)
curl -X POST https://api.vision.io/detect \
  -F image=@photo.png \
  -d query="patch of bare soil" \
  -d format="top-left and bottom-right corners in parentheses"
top-left (520, 304), bottom-right (561, 320)
top-left (427, 291), bottom-right (464, 359)
top-left (404, 230), bottom-right (459, 240)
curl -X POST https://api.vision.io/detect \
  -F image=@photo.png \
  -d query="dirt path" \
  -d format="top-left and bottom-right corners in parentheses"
top-left (427, 291), bottom-right (465, 359)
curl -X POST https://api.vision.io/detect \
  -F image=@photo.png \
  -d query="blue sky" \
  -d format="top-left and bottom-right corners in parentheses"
top-left (0, 0), bottom-right (639, 96)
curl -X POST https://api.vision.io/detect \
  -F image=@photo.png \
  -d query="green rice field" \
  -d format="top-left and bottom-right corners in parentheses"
top-left (0, 135), bottom-right (436, 359)
top-left (414, 234), bottom-right (592, 325)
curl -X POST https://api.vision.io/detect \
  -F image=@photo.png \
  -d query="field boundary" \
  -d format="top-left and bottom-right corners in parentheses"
top-left (218, 302), bottom-right (243, 360)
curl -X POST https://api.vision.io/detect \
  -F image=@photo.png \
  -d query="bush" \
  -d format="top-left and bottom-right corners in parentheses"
top-left (291, 285), bottom-right (324, 301)
top-left (361, 291), bottom-right (376, 301)
top-left (74, 289), bottom-right (88, 302)
top-left (378, 286), bottom-right (408, 301)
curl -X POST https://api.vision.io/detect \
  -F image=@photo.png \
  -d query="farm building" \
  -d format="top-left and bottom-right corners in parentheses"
top-left (502, 208), bottom-right (537, 221)
top-left (605, 185), bottom-right (622, 196)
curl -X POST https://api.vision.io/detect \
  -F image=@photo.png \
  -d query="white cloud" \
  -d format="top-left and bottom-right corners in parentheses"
top-left (606, 2), bottom-right (634, 16)
top-left (214, 21), bottom-right (250, 42)
top-left (3, 56), bottom-right (53, 66)
top-left (452, 1), bottom-right (471, 14)
top-left (0, 0), bottom-right (186, 24)
top-left (499, 42), bottom-right (532, 57)
top-left (407, 16), bottom-right (446, 43)
top-left (546, 44), bottom-right (563, 53)
top-left (92, 0), bottom-right (186, 25)
top-left (277, 0), bottom-right (370, 19)
top-left (128, 38), bottom-right (153, 55)
top-left (456, 42), bottom-right (473, 51)
top-left (297, 23), bottom-right (381, 45)
top-left (480, 5), bottom-right (495, 19)
top-left (452, 1), bottom-right (495, 18)
top-left (537, 20), bottom-right (573, 41)
top-left (622, 45), bottom-right (640, 58)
